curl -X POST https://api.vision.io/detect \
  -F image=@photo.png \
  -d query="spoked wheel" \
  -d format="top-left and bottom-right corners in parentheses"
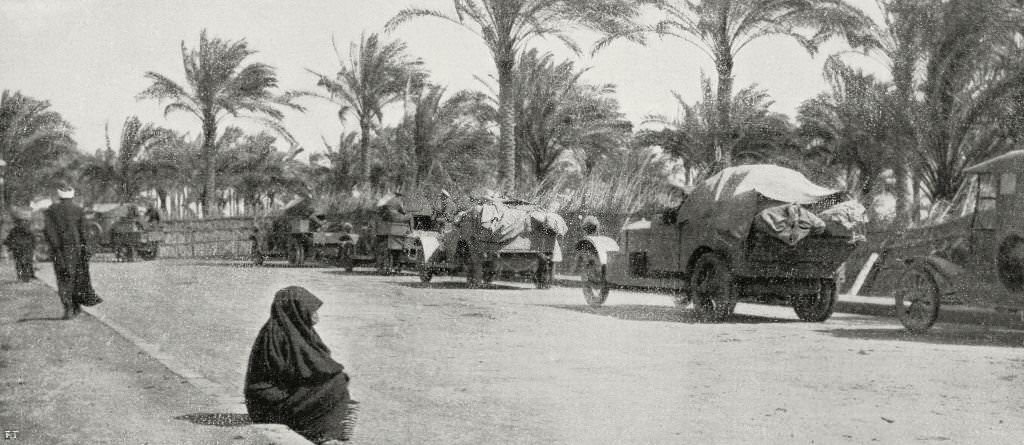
top-left (690, 252), bottom-right (736, 322)
top-left (578, 249), bottom-right (609, 307)
top-left (792, 279), bottom-right (838, 322)
top-left (894, 264), bottom-right (941, 333)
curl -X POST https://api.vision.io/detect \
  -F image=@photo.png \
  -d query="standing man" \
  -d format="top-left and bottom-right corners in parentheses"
top-left (44, 184), bottom-right (101, 319)
top-left (4, 210), bottom-right (36, 281)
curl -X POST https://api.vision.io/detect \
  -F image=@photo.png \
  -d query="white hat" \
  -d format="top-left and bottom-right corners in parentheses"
top-left (57, 185), bottom-right (75, 199)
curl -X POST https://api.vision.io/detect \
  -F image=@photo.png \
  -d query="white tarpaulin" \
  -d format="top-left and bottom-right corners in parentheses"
top-left (679, 164), bottom-right (842, 241)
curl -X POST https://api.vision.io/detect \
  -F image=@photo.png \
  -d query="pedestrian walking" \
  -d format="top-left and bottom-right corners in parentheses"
top-left (245, 286), bottom-right (357, 444)
top-left (4, 212), bottom-right (36, 282)
top-left (43, 184), bottom-right (102, 319)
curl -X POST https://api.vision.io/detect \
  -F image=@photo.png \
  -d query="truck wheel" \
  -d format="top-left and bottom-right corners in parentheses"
top-left (690, 252), bottom-right (736, 322)
top-left (792, 279), bottom-right (837, 322)
top-left (894, 264), bottom-right (940, 333)
top-left (579, 249), bottom-right (609, 307)
top-left (289, 241), bottom-right (306, 266)
top-left (418, 265), bottom-right (434, 283)
top-left (139, 245), bottom-right (159, 261)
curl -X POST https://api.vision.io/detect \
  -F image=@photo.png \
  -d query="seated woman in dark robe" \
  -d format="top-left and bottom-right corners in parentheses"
top-left (245, 286), bottom-right (356, 443)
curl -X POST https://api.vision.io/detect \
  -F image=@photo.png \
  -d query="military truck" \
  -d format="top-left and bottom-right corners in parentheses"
top-left (250, 200), bottom-right (350, 266)
top-left (868, 150), bottom-right (1024, 332)
top-left (85, 203), bottom-right (162, 261)
top-left (575, 165), bottom-right (866, 322)
top-left (415, 198), bottom-right (566, 288)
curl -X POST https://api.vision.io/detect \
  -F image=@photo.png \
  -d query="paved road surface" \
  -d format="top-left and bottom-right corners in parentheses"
top-left (39, 259), bottom-right (1024, 444)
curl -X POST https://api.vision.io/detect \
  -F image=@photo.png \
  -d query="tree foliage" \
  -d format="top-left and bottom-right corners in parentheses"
top-left (312, 32), bottom-right (425, 184)
top-left (388, 0), bottom-right (645, 192)
top-left (0, 90), bottom-right (76, 206)
top-left (138, 29), bottom-right (304, 214)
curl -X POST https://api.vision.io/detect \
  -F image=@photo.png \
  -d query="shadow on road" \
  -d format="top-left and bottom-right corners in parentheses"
top-left (175, 412), bottom-right (251, 427)
top-left (15, 317), bottom-right (65, 322)
top-left (819, 326), bottom-right (1024, 348)
top-left (548, 304), bottom-right (800, 324)
top-left (321, 269), bottom-right (407, 277)
top-left (393, 281), bottom-right (523, 291)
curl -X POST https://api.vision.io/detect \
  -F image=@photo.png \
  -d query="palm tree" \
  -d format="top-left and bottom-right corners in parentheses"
top-left (911, 0), bottom-right (1024, 201)
top-left (511, 50), bottom-right (631, 184)
top-left (309, 131), bottom-right (361, 197)
top-left (137, 29), bottom-right (304, 216)
top-left (0, 90), bottom-right (76, 206)
top-left (79, 116), bottom-right (176, 203)
top-left (222, 131), bottom-right (308, 212)
top-left (638, 76), bottom-right (795, 183)
top-left (398, 84), bottom-right (495, 187)
top-left (387, 0), bottom-right (645, 192)
top-left (604, 0), bottom-right (876, 169)
top-left (797, 59), bottom-right (900, 203)
top-left (312, 32), bottom-right (425, 185)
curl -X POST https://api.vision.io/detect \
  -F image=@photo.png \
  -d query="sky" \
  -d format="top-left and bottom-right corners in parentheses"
top-left (0, 0), bottom-right (889, 160)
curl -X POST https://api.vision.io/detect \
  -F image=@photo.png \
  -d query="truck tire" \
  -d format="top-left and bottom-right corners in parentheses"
top-left (690, 252), bottom-right (736, 322)
top-left (792, 279), bottom-right (837, 322)
top-left (139, 244), bottom-right (159, 261)
top-left (894, 264), bottom-right (941, 333)
top-left (288, 240), bottom-right (306, 266)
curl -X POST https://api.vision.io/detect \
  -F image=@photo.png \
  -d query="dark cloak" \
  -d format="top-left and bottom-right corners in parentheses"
top-left (43, 200), bottom-right (102, 306)
top-left (245, 286), bottom-right (355, 442)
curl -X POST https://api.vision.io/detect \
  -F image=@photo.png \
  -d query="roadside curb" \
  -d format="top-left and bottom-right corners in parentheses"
top-left (34, 273), bottom-right (316, 445)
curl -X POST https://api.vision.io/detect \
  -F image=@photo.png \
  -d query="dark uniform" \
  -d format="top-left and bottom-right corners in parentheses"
top-left (4, 219), bottom-right (36, 282)
top-left (44, 196), bottom-right (101, 319)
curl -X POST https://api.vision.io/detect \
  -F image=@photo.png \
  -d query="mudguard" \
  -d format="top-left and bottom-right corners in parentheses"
top-left (904, 255), bottom-right (966, 295)
top-left (414, 232), bottom-right (442, 263)
top-left (575, 235), bottom-right (620, 265)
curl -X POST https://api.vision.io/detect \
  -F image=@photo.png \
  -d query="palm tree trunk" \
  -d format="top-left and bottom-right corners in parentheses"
top-left (201, 117), bottom-right (217, 217)
top-left (713, 4), bottom-right (734, 171)
top-left (359, 119), bottom-right (372, 185)
top-left (497, 57), bottom-right (516, 193)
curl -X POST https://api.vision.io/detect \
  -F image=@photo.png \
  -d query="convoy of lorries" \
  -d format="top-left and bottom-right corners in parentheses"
top-left (25, 152), bottom-right (1024, 332)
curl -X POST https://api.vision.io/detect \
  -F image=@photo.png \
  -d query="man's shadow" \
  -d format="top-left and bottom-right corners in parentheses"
top-left (175, 413), bottom-right (251, 427)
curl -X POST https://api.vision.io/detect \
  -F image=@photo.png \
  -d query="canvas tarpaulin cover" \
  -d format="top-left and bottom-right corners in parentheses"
top-left (458, 200), bottom-right (568, 244)
top-left (679, 164), bottom-right (841, 242)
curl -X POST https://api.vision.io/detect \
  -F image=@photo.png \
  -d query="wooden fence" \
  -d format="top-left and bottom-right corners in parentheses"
top-left (157, 217), bottom-right (256, 259)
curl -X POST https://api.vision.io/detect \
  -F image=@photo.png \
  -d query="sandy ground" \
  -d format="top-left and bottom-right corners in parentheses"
top-left (30, 258), bottom-right (1024, 444)
top-left (0, 265), bottom-right (274, 445)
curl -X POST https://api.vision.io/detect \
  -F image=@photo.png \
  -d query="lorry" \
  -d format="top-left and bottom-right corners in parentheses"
top-left (415, 198), bottom-right (566, 288)
top-left (336, 209), bottom-right (436, 274)
top-left (250, 199), bottom-right (348, 266)
top-left (575, 164), bottom-right (866, 322)
top-left (84, 203), bottom-right (162, 261)
top-left (868, 150), bottom-right (1024, 332)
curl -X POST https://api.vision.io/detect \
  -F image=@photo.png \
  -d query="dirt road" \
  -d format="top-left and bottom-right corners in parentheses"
top-left (38, 259), bottom-right (1024, 444)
